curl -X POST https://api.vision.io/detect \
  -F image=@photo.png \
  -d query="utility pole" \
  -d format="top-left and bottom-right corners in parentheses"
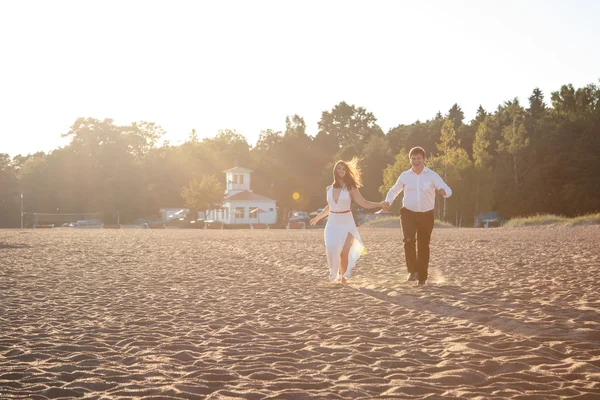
top-left (20, 193), bottom-right (24, 229)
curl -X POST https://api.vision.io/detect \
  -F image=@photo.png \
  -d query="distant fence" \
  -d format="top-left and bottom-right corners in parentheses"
top-left (27, 221), bottom-right (317, 230)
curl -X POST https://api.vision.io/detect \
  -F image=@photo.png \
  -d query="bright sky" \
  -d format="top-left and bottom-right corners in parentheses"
top-left (1, 0), bottom-right (599, 157)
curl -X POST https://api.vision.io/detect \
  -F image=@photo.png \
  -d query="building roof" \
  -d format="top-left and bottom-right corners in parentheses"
top-left (224, 190), bottom-right (275, 202)
top-left (223, 166), bottom-right (254, 173)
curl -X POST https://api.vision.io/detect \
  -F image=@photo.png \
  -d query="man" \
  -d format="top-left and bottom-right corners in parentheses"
top-left (382, 147), bottom-right (452, 285)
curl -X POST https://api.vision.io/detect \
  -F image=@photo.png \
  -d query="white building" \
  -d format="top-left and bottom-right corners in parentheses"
top-left (206, 167), bottom-right (277, 225)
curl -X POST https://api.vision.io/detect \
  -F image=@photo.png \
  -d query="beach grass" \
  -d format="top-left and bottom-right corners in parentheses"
top-left (504, 213), bottom-right (600, 227)
top-left (361, 216), bottom-right (454, 228)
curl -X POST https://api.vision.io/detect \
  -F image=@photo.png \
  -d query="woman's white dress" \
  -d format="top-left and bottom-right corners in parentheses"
top-left (324, 185), bottom-right (365, 281)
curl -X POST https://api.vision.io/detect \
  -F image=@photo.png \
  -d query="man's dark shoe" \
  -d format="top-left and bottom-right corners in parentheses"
top-left (407, 272), bottom-right (418, 282)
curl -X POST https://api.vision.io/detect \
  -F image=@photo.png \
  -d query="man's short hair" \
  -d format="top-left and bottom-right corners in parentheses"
top-left (409, 146), bottom-right (426, 159)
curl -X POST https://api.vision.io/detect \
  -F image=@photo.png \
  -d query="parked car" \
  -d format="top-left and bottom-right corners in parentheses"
top-left (475, 212), bottom-right (504, 228)
top-left (309, 209), bottom-right (328, 226)
top-left (288, 211), bottom-right (310, 224)
top-left (73, 219), bottom-right (104, 228)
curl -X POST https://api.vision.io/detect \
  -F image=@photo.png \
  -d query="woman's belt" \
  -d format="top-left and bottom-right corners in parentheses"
top-left (330, 210), bottom-right (351, 214)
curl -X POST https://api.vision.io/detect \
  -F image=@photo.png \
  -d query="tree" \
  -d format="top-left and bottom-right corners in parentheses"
top-left (423, 116), bottom-right (445, 154)
top-left (188, 128), bottom-right (199, 143)
top-left (379, 148), bottom-right (411, 212)
top-left (57, 118), bottom-right (151, 222)
top-left (528, 88), bottom-right (546, 119)
top-left (7, 80), bottom-right (600, 227)
top-left (361, 136), bottom-right (393, 201)
top-left (435, 119), bottom-right (457, 220)
top-left (142, 145), bottom-right (191, 216)
top-left (318, 101), bottom-right (383, 149)
top-left (551, 84), bottom-right (577, 118)
top-left (396, 121), bottom-right (435, 156)
top-left (250, 118), bottom-right (318, 217)
top-left (127, 121), bottom-right (165, 157)
top-left (202, 129), bottom-right (251, 172)
top-left (0, 154), bottom-right (20, 227)
top-left (285, 114), bottom-right (307, 139)
top-left (497, 100), bottom-right (530, 188)
top-left (446, 103), bottom-right (465, 130)
top-left (432, 119), bottom-right (472, 222)
top-left (472, 118), bottom-right (495, 216)
top-left (386, 124), bottom-right (411, 155)
top-left (475, 105), bottom-right (489, 123)
top-left (255, 129), bottom-right (283, 154)
top-left (181, 175), bottom-right (225, 220)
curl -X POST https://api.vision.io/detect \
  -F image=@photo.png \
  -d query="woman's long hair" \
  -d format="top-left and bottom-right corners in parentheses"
top-left (332, 157), bottom-right (362, 189)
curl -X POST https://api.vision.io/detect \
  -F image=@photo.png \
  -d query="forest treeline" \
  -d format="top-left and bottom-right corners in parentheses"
top-left (1, 81), bottom-right (598, 227)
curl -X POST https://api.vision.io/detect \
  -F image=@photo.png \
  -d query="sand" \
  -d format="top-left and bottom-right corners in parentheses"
top-left (0, 226), bottom-right (599, 399)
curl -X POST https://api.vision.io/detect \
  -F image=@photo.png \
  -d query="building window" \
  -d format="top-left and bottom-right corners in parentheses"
top-left (233, 175), bottom-right (238, 184)
top-left (249, 207), bottom-right (258, 219)
top-left (235, 207), bottom-right (244, 220)
top-left (269, 208), bottom-right (274, 211)
top-left (224, 208), bottom-right (229, 220)
top-left (240, 175), bottom-right (244, 185)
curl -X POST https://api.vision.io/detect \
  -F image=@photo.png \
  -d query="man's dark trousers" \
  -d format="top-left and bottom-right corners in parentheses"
top-left (400, 207), bottom-right (435, 282)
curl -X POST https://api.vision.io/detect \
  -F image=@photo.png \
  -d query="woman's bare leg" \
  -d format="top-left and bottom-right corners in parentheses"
top-left (340, 233), bottom-right (355, 284)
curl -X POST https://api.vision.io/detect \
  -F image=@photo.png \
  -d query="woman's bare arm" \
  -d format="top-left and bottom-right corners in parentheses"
top-left (349, 188), bottom-right (382, 209)
top-left (310, 205), bottom-right (330, 225)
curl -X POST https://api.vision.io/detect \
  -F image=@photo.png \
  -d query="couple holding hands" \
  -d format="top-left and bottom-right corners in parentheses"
top-left (310, 146), bottom-right (452, 285)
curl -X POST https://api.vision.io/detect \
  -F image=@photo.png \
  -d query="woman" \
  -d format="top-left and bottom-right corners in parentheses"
top-left (310, 158), bottom-right (383, 284)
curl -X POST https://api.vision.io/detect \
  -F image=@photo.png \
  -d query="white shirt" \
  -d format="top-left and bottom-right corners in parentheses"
top-left (385, 166), bottom-right (452, 212)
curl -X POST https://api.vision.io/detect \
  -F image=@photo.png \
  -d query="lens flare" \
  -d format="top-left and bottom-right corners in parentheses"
top-left (292, 192), bottom-right (300, 200)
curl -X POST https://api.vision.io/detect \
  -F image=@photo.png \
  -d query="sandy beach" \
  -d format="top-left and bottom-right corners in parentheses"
top-left (1, 226), bottom-right (599, 399)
